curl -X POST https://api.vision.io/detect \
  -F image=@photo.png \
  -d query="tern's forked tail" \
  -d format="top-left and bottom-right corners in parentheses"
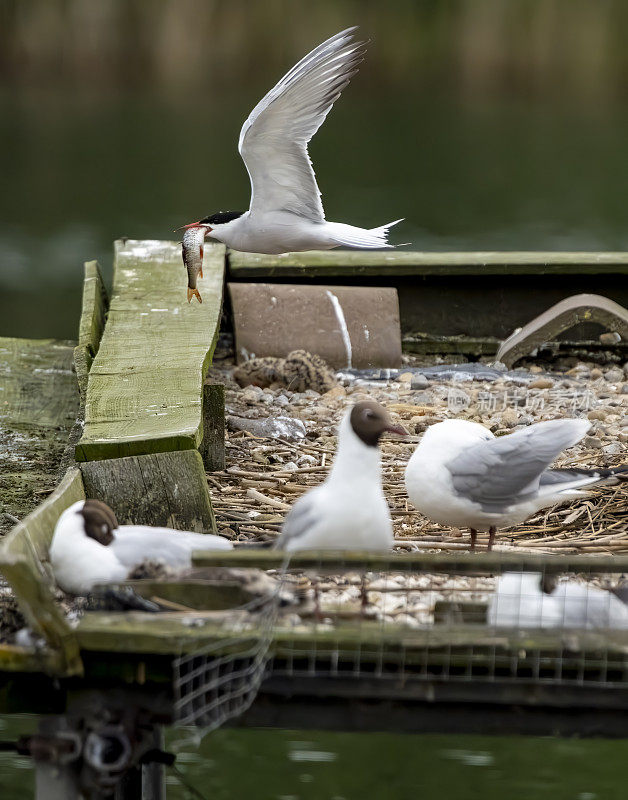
top-left (326, 218), bottom-right (403, 250)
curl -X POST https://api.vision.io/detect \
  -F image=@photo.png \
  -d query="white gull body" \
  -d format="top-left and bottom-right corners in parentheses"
top-left (404, 418), bottom-right (606, 534)
top-left (50, 501), bottom-right (232, 594)
top-left (488, 572), bottom-right (628, 629)
top-left (194, 28), bottom-right (402, 254)
top-left (275, 411), bottom-right (393, 551)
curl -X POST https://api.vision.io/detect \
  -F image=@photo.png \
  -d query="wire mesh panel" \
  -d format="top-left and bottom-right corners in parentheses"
top-left (172, 559), bottom-right (290, 743)
top-left (175, 551), bottom-right (628, 740)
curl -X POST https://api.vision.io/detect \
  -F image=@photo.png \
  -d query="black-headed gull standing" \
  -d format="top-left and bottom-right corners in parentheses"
top-left (405, 418), bottom-right (626, 551)
top-left (180, 28), bottom-right (402, 254)
top-left (275, 401), bottom-right (406, 552)
top-left (50, 499), bottom-right (232, 594)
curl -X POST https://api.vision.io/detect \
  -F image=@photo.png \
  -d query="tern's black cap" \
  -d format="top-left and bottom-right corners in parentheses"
top-left (200, 211), bottom-right (244, 225)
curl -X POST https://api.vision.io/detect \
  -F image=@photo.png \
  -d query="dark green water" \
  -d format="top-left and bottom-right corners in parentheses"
top-left (2, 89), bottom-right (628, 340)
top-left (1, 716), bottom-right (628, 799)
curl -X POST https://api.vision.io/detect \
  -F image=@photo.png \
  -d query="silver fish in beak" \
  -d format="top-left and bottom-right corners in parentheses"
top-left (181, 225), bottom-right (206, 303)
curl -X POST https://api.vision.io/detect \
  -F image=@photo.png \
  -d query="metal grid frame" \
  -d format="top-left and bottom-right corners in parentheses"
top-left (174, 551), bottom-right (628, 737)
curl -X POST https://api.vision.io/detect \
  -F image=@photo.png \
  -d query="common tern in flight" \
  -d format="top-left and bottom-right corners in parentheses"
top-left (180, 27), bottom-right (402, 255)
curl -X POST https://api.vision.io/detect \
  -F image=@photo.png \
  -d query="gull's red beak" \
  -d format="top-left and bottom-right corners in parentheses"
top-left (173, 221), bottom-right (202, 232)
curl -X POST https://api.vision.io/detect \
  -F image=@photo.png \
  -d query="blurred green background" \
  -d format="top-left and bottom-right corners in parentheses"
top-left (1, 0), bottom-right (628, 338)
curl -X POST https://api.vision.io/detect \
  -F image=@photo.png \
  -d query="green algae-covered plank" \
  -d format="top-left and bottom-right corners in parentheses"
top-left (0, 468), bottom-right (85, 675)
top-left (75, 611), bottom-right (628, 659)
top-left (228, 250), bottom-right (628, 278)
top-left (78, 260), bottom-right (109, 356)
top-left (74, 260), bottom-right (110, 400)
top-left (0, 643), bottom-right (62, 674)
top-left (0, 337), bottom-right (79, 534)
top-left (192, 549), bottom-right (628, 575)
top-left (76, 240), bottom-right (226, 462)
top-left (0, 337), bottom-right (78, 429)
top-left (80, 450), bottom-right (216, 531)
top-left (93, 579), bottom-right (255, 611)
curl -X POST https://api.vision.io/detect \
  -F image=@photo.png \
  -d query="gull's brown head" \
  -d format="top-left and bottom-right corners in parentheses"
top-left (350, 401), bottom-right (407, 447)
top-left (79, 499), bottom-right (118, 546)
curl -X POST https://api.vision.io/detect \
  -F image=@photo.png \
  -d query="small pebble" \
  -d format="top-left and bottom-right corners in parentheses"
top-left (410, 374), bottom-right (430, 390)
top-left (590, 368), bottom-right (603, 380)
top-left (604, 369), bottom-right (624, 383)
top-left (620, 384), bottom-right (628, 395)
top-left (587, 409), bottom-right (608, 421)
top-left (599, 331), bottom-right (622, 345)
top-left (583, 436), bottom-right (603, 449)
top-left (398, 372), bottom-right (413, 383)
top-left (242, 386), bottom-right (264, 404)
top-left (321, 385), bottom-right (347, 402)
top-left (603, 442), bottom-right (623, 455)
top-left (500, 408), bottom-right (519, 428)
top-left (528, 378), bottom-right (553, 389)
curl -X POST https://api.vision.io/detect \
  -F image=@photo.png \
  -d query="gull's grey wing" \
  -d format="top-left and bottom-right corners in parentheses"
top-left (239, 27), bottom-right (365, 221)
top-left (274, 491), bottom-right (321, 549)
top-left (446, 419), bottom-right (590, 512)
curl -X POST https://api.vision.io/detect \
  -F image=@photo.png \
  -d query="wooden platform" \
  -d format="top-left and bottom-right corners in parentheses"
top-left (75, 239), bottom-right (225, 461)
top-left (1, 245), bottom-right (628, 740)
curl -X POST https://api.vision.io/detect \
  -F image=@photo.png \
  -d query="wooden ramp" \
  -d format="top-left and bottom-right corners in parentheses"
top-left (75, 239), bottom-right (225, 461)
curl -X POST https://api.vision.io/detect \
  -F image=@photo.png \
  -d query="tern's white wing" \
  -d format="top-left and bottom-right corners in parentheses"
top-left (238, 27), bottom-right (365, 222)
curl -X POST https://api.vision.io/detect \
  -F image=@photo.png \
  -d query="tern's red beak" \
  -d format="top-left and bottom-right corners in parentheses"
top-left (173, 221), bottom-right (202, 232)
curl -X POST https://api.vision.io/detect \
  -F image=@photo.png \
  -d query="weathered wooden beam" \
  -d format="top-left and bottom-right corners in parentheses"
top-left (0, 643), bottom-right (64, 674)
top-left (497, 293), bottom-right (628, 367)
top-left (0, 337), bottom-right (80, 533)
top-left (74, 260), bottom-right (110, 401)
top-left (0, 468), bottom-right (85, 676)
top-left (0, 337), bottom-right (78, 430)
top-left (76, 240), bottom-right (226, 461)
top-left (200, 383), bottom-right (225, 471)
top-left (80, 450), bottom-right (216, 531)
top-left (192, 548), bottom-right (628, 575)
top-left (75, 612), bottom-right (628, 658)
top-left (95, 579), bottom-right (255, 611)
top-left (434, 600), bottom-right (489, 625)
top-left (402, 334), bottom-right (500, 356)
top-left (78, 260), bottom-right (109, 357)
top-left (228, 250), bottom-right (628, 278)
